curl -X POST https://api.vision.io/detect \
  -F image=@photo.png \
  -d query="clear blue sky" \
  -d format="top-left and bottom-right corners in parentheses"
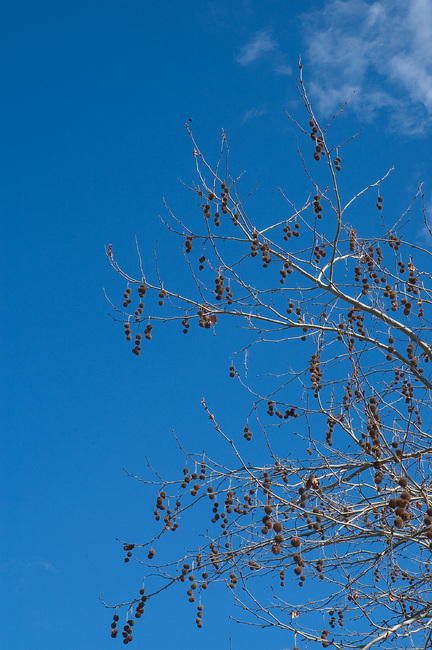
top-left (2, 1), bottom-right (431, 648)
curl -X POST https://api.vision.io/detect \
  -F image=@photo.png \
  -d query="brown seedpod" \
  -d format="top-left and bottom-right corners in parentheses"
top-left (374, 472), bottom-right (383, 485)
top-left (291, 536), bottom-right (301, 547)
top-left (148, 548), bottom-right (156, 559)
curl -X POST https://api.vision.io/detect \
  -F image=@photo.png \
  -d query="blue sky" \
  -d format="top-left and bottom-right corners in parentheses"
top-left (2, 1), bottom-right (432, 648)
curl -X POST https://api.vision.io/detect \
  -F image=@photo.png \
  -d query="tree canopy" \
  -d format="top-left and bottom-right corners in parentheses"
top-left (105, 68), bottom-right (432, 650)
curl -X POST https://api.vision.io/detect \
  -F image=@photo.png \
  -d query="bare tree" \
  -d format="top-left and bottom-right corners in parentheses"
top-left (103, 66), bottom-right (432, 649)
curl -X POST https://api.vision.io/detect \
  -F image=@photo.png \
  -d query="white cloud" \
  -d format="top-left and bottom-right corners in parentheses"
top-left (417, 223), bottom-right (432, 246)
top-left (242, 107), bottom-right (267, 122)
top-left (273, 59), bottom-right (292, 76)
top-left (236, 30), bottom-right (292, 75)
top-left (0, 557), bottom-right (58, 574)
top-left (303, 0), bottom-right (432, 134)
top-left (417, 195), bottom-right (432, 245)
top-left (237, 30), bottom-right (276, 65)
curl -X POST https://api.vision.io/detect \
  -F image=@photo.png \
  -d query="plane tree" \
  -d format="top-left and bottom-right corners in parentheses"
top-left (104, 67), bottom-right (432, 649)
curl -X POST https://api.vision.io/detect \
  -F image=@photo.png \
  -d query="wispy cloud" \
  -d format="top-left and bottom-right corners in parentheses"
top-left (273, 60), bottom-right (292, 76)
top-left (417, 223), bottom-right (432, 246)
top-left (242, 107), bottom-right (267, 123)
top-left (236, 30), bottom-right (292, 75)
top-left (0, 558), bottom-right (58, 574)
top-left (417, 196), bottom-right (432, 245)
top-left (237, 30), bottom-right (276, 65)
top-left (303, 0), bottom-right (432, 134)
